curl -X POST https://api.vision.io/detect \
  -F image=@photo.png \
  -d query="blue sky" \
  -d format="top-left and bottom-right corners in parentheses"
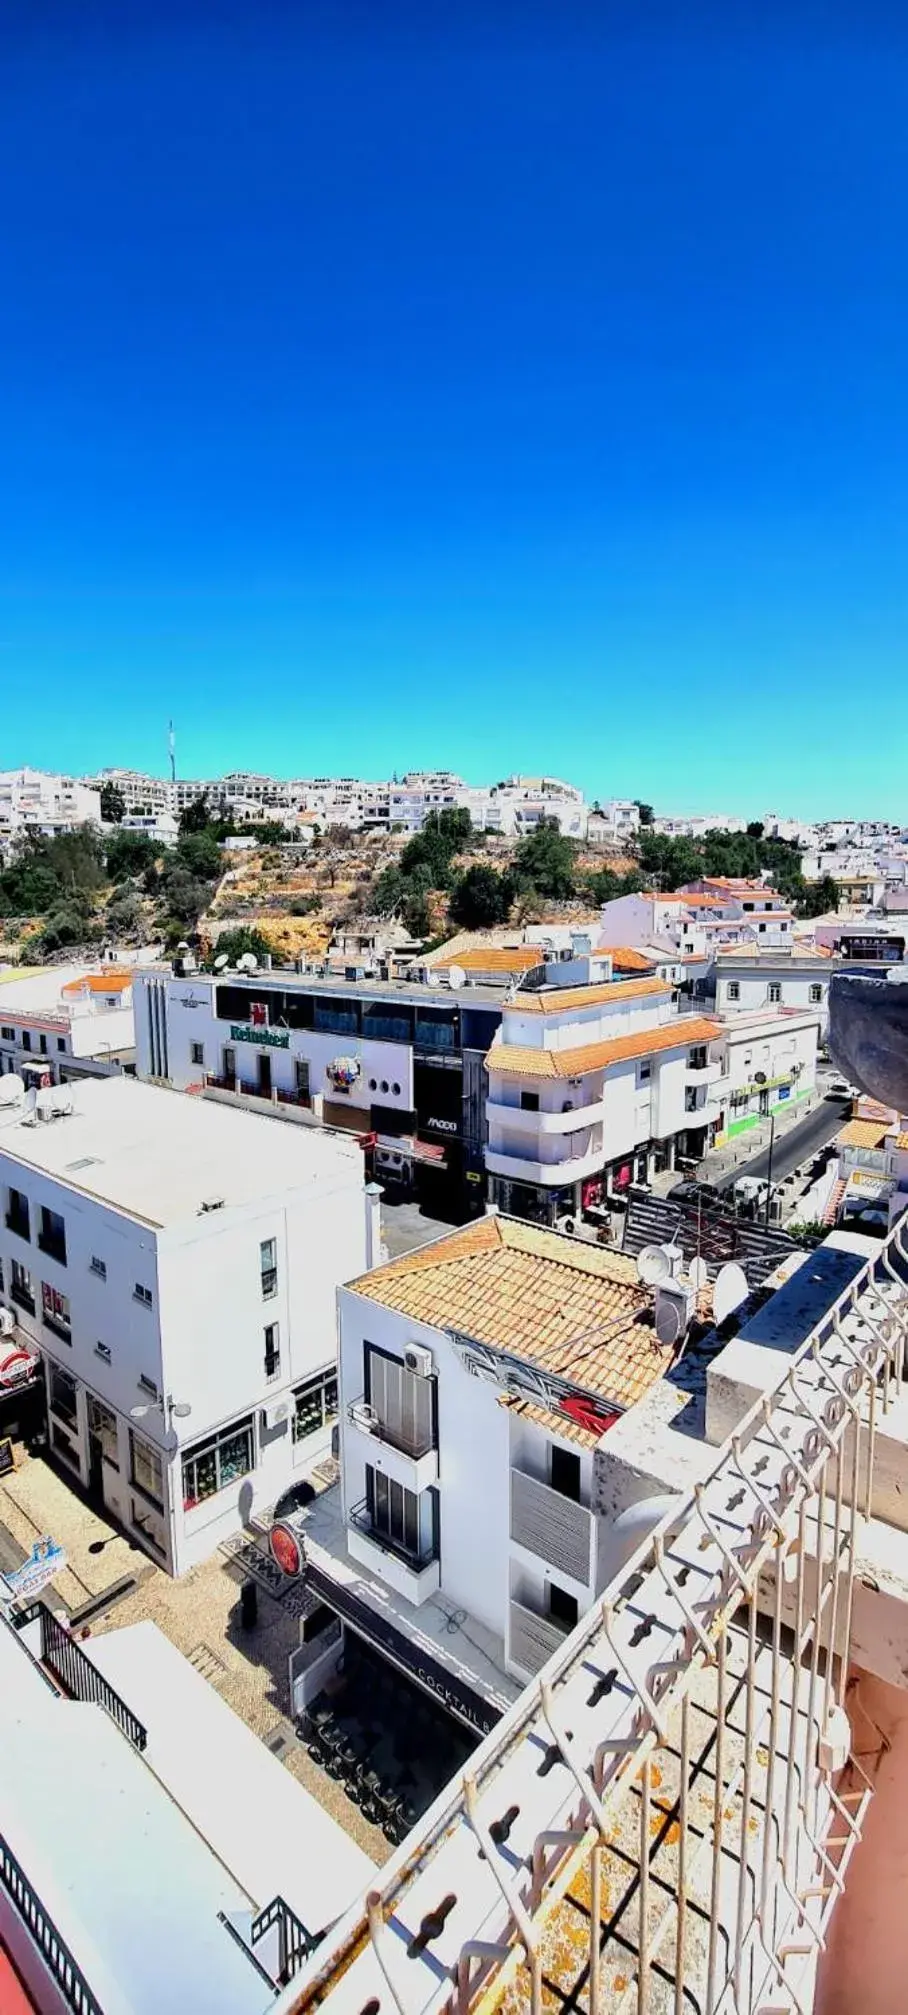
top-left (2, 3), bottom-right (905, 816)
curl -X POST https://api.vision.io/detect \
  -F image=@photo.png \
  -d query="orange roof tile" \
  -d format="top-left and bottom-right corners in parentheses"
top-left (60, 969), bottom-right (133, 998)
top-left (486, 1013), bottom-right (721, 1079)
top-left (349, 1216), bottom-right (664, 1410)
top-left (893, 1133), bottom-right (908, 1152)
top-left (500, 1394), bottom-right (604, 1450)
top-left (433, 945), bottom-right (543, 974)
top-left (838, 1118), bottom-right (891, 1150)
top-left (607, 947), bottom-right (659, 973)
top-left (514, 976), bottom-right (669, 1015)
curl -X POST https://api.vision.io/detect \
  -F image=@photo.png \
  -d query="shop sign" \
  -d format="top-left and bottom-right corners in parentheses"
top-left (230, 1024), bottom-right (290, 1049)
top-left (425, 1115), bottom-right (458, 1135)
top-left (1, 1536), bottom-right (66, 1606)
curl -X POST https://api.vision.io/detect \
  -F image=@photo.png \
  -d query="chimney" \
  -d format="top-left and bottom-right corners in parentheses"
top-left (364, 1182), bottom-right (383, 1270)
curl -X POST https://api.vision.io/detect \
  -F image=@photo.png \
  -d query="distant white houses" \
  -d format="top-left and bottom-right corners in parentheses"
top-left (0, 768), bottom-right (101, 856)
top-left (0, 963), bottom-right (137, 1083)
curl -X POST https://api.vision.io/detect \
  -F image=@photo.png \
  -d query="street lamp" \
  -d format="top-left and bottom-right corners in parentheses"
top-left (753, 1072), bottom-right (776, 1228)
top-left (129, 1394), bottom-right (192, 1431)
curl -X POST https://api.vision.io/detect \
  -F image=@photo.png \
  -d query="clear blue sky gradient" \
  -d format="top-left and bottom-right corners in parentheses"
top-left (2, 2), bottom-right (905, 816)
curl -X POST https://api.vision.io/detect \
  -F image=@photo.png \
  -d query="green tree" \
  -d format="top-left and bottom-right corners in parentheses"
top-left (99, 781), bottom-right (126, 823)
top-left (801, 874), bottom-right (840, 918)
top-left (104, 829), bottom-right (163, 882)
top-left (106, 892), bottom-right (143, 936)
top-left (450, 864), bottom-right (513, 928)
top-left (205, 926), bottom-right (273, 968)
top-left (634, 800), bottom-right (654, 826)
top-left (176, 831), bottom-right (223, 880)
top-left (179, 793), bottom-right (214, 835)
top-left (746, 820), bottom-right (765, 839)
top-left (513, 818), bottom-right (578, 899)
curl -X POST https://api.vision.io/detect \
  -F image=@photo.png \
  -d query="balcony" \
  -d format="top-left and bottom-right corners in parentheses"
top-left (485, 1139), bottom-right (605, 1188)
top-left (685, 1056), bottom-right (722, 1083)
top-left (508, 1597), bottom-right (571, 1678)
top-left (346, 1499), bottom-right (441, 1606)
top-left (346, 1397), bottom-right (439, 1490)
top-left (486, 1098), bottom-right (607, 1135)
top-left (509, 1467), bottom-right (594, 1585)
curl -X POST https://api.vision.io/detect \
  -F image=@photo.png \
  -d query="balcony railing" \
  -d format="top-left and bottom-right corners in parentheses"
top-left (0, 1830), bottom-right (102, 2015)
top-left (347, 1396), bottom-right (436, 1462)
top-left (251, 1892), bottom-right (317, 1985)
top-left (508, 1597), bottom-right (571, 1677)
top-left (348, 1499), bottom-right (438, 1574)
top-left (293, 1216), bottom-right (908, 2015)
top-left (36, 1605), bottom-right (148, 1751)
top-left (510, 1466), bottom-right (594, 1583)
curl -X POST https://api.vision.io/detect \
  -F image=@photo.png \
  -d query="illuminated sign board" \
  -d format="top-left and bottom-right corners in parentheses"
top-left (229, 1024), bottom-right (290, 1049)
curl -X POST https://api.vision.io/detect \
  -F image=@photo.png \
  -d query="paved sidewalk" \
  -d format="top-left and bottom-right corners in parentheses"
top-left (696, 1091), bottom-right (824, 1188)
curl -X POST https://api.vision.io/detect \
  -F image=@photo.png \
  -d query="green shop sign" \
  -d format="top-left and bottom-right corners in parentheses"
top-left (230, 1023), bottom-right (290, 1049)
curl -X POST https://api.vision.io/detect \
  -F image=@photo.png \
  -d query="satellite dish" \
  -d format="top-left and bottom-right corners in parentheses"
top-left (713, 1262), bottom-right (749, 1324)
top-left (688, 1256), bottom-right (709, 1290)
top-left (637, 1243), bottom-right (672, 1287)
top-left (447, 963), bottom-right (466, 991)
top-left (214, 953), bottom-right (229, 972)
top-left (655, 1297), bottom-right (683, 1347)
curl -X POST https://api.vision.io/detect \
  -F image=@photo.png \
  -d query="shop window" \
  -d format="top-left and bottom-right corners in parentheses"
top-left (182, 1416), bottom-right (254, 1508)
top-left (49, 1363), bottom-right (78, 1428)
top-left (130, 1431), bottom-right (164, 1510)
top-left (292, 1369), bottom-right (339, 1442)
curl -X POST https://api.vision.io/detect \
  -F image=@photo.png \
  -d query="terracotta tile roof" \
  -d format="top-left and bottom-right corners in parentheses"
top-left (514, 976), bottom-right (669, 1015)
top-left (893, 1133), bottom-right (908, 1152)
top-left (349, 1215), bottom-right (665, 1410)
top-left (60, 969), bottom-right (133, 997)
top-left (838, 1118), bottom-right (893, 1149)
top-left (486, 1014), bottom-right (721, 1079)
top-left (433, 945), bottom-right (543, 974)
top-left (500, 1394), bottom-right (604, 1450)
top-left (607, 947), bottom-right (659, 973)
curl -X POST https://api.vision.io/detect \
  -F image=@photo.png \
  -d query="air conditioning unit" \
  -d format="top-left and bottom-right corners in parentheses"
top-left (262, 1398), bottom-right (290, 1430)
top-left (404, 1343), bottom-right (435, 1379)
top-left (654, 1280), bottom-right (696, 1348)
top-left (0, 1308), bottom-right (16, 1336)
top-left (350, 1399), bottom-right (378, 1432)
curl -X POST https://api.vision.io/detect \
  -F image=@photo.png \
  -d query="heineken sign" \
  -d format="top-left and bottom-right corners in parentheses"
top-left (230, 1023), bottom-right (290, 1049)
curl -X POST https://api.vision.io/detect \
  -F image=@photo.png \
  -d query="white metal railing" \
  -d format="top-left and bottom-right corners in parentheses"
top-left (274, 1217), bottom-right (908, 2015)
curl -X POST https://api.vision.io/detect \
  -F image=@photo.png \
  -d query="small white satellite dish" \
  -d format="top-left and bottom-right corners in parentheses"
top-left (637, 1243), bottom-right (672, 1287)
top-left (214, 953), bottom-right (229, 972)
top-left (688, 1256), bottom-right (709, 1291)
top-left (655, 1297), bottom-right (683, 1347)
top-left (447, 964), bottom-right (466, 991)
top-left (713, 1262), bottom-right (749, 1324)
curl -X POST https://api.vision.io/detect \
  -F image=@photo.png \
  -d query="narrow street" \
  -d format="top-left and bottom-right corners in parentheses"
top-left (712, 1092), bottom-right (850, 1193)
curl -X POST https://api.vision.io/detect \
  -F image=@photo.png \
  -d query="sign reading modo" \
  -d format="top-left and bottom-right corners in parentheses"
top-left (230, 1024), bottom-right (290, 1049)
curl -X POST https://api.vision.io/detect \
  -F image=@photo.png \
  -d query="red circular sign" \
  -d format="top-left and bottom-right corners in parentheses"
top-left (269, 1521), bottom-right (304, 1578)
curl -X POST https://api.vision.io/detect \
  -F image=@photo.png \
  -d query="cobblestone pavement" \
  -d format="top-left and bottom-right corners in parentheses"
top-left (0, 1451), bottom-right (389, 1861)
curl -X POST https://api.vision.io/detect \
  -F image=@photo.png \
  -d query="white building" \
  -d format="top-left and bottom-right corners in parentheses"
top-left (120, 809), bottom-right (180, 845)
top-left (710, 944), bottom-right (835, 1033)
top-left (0, 1604), bottom-right (372, 2012)
top-left (462, 774), bottom-right (589, 839)
top-left (0, 768), bottom-right (101, 855)
top-left (0, 1075), bottom-right (367, 1574)
top-left (586, 798), bottom-right (641, 846)
top-left (651, 811), bottom-right (748, 839)
top-left (85, 768), bottom-right (173, 813)
top-left (483, 974), bottom-right (820, 1220)
top-left (598, 881), bottom-right (795, 962)
top-left (0, 963), bottom-right (136, 1083)
top-left (299, 1216), bottom-right (668, 1707)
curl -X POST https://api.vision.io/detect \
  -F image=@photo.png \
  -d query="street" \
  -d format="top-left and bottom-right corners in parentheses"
top-left (713, 1093), bottom-right (850, 1192)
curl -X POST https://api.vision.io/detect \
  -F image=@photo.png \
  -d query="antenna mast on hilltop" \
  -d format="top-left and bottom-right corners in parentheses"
top-left (168, 720), bottom-right (176, 782)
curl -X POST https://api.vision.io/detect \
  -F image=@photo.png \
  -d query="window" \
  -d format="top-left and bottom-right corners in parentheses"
top-left (768, 983), bottom-right (781, 1004)
top-left (88, 1395), bottom-right (119, 1467)
top-left (38, 1206), bottom-right (67, 1266)
top-left (130, 1431), bottom-right (164, 1510)
top-left (548, 1583), bottom-right (579, 1629)
top-left (0, 1026), bottom-right (13, 1042)
top-left (809, 984), bottom-right (823, 1004)
top-left (21, 1031), bottom-right (31, 1052)
top-left (688, 1046), bottom-right (708, 1069)
top-left (10, 1259), bottom-right (34, 1313)
top-left (49, 1363), bottom-right (78, 1428)
top-left (727, 981), bottom-right (740, 1002)
top-left (137, 1374), bottom-right (159, 1399)
top-left (57, 1038), bottom-right (66, 1053)
top-left (365, 1465), bottom-right (421, 1559)
top-left (134, 1283), bottom-right (153, 1307)
top-left (520, 1091), bottom-right (540, 1112)
top-left (39, 1034), bottom-right (47, 1055)
top-left (41, 1283), bottom-right (71, 1341)
top-left (182, 1416), bottom-right (254, 1509)
top-left (190, 1041), bottom-right (205, 1067)
top-left (94, 1341), bottom-right (112, 1365)
top-left (365, 1344), bottom-right (435, 1457)
top-left (292, 1369), bottom-right (339, 1441)
top-left (295, 1059), bottom-right (310, 1102)
top-left (6, 1188), bottom-right (30, 1242)
top-left (758, 923), bottom-right (766, 934)
top-left (550, 1444), bottom-right (582, 1502)
top-left (260, 1237), bottom-right (277, 1299)
top-left (684, 1087), bottom-right (700, 1113)
top-left (90, 1256), bottom-right (107, 1280)
top-left (264, 1321), bottom-right (281, 1380)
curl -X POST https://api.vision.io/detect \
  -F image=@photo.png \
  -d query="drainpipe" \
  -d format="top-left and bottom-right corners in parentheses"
top-left (364, 1182), bottom-right (383, 1271)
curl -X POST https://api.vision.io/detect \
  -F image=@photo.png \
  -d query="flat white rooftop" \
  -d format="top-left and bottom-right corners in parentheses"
top-left (0, 1074), bottom-right (363, 1228)
top-left (87, 1621), bottom-right (373, 1935)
